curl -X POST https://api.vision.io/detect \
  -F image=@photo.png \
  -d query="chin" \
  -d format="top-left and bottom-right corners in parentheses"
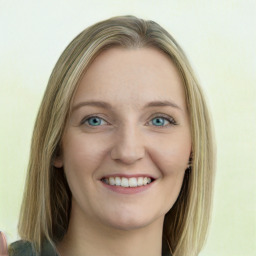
top-left (105, 219), bottom-right (152, 231)
top-left (100, 210), bottom-right (164, 231)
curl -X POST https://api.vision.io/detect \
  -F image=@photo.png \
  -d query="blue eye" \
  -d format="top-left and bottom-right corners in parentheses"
top-left (84, 117), bottom-right (107, 126)
top-left (149, 115), bottom-right (177, 127)
top-left (151, 117), bottom-right (169, 126)
top-left (82, 115), bottom-right (176, 128)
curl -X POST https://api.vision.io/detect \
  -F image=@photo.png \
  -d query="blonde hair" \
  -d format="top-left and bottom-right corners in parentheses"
top-left (18, 15), bottom-right (215, 256)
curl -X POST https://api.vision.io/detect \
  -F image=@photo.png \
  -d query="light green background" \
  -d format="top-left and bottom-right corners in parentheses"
top-left (0, 0), bottom-right (255, 255)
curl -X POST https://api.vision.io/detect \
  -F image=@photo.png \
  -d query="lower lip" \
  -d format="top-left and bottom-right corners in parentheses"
top-left (100, 181), bottom-right (155, 194)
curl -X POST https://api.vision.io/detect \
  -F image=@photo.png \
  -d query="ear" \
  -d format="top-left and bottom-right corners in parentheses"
top-left (53, 156), bottom-right (63, 168)
top-left (187, 151), bottom-right (193, 168)
top-left (189, 151), bottom-right (193, 160)
top-left (53, 145), bottom-right (63, 168)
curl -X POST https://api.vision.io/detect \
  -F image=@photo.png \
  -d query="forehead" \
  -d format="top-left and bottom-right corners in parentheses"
top-left (73, 47), bottom-right (186, 110)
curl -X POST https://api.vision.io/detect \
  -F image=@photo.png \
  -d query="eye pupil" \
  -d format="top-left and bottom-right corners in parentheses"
top-left (88, 117), bottom-right (101, 126)
top-left (152, 117), bottom-right (165, 126)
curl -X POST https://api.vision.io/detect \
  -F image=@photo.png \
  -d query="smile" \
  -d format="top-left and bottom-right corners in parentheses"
top-left (101, 176), bottom-right (153, 188)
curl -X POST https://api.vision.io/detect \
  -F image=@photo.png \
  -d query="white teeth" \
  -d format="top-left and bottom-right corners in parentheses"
top-left (103, 176), bottom-right (153, 187)
top-left (115, 177), bottom-right (121, 186)
top-left (121, 177), bottom-right (129, 187)
top-left (109, 177), bottom-right (115, 185)
top-left (137, 177), bottom-right (143, 186)
top-left (129, 177), bottom-right (137, 187)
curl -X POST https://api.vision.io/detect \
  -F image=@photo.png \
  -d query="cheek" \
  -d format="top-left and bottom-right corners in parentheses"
top-left (149, 137), bottom-right (190, 212)
top-left (61, 133), bottom-right (110, 209)
top-left (148, 132), bottom-right (191, 175)
top-left (61, 133), bottom-right (109, 176)
top-left (149, 132), bottom-right (191, 210)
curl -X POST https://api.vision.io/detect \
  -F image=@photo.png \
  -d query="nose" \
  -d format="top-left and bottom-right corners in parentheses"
top-left (110, 125), bottom-right (145, 165)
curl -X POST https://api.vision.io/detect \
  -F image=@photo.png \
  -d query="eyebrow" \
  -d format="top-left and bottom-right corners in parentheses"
top-left (72, 100), bottom-right (182, 112)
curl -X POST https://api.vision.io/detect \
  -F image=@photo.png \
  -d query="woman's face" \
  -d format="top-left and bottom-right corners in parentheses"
top-left (55, 47), bottom-right (191, 231)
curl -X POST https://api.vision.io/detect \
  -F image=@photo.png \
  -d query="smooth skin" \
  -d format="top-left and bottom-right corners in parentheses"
top-left (55, 47), bottom-right (191, 256)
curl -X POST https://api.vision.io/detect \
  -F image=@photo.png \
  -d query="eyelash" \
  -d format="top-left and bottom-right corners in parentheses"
top-left (80, 113), bottom-right (178, 128)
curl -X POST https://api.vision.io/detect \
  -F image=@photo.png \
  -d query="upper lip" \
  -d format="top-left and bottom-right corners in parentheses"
top-left (100, 173), bottom-right (157, 180)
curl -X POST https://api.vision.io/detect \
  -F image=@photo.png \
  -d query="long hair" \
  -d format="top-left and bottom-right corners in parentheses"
top-left (17, 15), bottom-right (215, 256)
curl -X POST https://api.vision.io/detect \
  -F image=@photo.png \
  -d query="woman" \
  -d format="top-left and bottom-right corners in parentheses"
top-left (8, 15), bottom-right (215, 256)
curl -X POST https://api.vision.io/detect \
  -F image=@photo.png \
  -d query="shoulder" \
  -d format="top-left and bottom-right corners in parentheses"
top-left (8, 240), bottom-right (35, 256)
top-left (8, 240), bottom-right (58, 256)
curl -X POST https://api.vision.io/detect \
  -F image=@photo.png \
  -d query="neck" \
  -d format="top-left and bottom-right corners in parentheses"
top-left (57, 203), bottom-right (164, 256)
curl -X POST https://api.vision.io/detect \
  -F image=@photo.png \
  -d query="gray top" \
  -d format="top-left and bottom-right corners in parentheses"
top-left (9, 239), bottom-right (172, 256)
top-left (9, 240), bottom-right (58, 256)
